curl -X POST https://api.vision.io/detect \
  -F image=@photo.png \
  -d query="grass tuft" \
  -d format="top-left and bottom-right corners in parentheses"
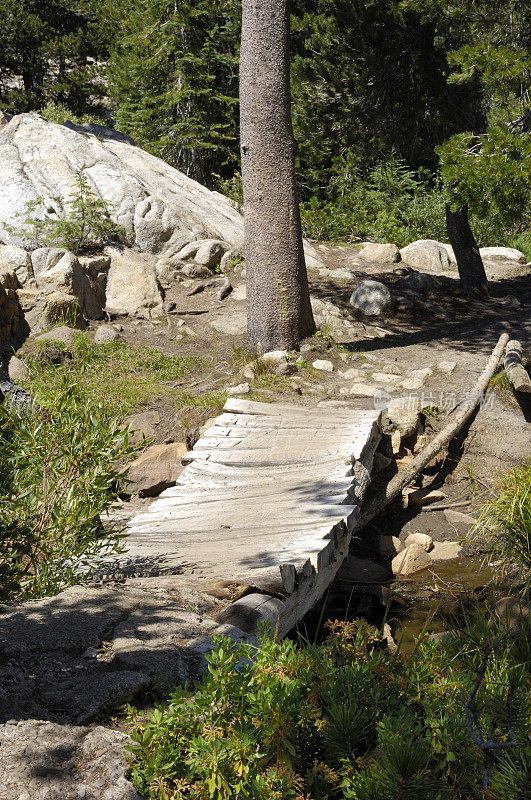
top-left (23, 333), bottom-right (205, 417)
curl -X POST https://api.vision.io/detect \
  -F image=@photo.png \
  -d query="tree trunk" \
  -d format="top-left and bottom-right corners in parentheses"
top-left (240, 0), bottom-right (315, 351)
top-left (445, 203), bottom-right (489, 296)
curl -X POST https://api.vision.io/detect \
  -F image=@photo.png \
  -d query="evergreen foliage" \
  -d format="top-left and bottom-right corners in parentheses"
top-left (128, 617), bottom-right (530, 799)
top-left (107, 0), bottom-right (240, 184)
top-left (0, 0), bottom-right (109, 115)
top-left (10, 166), bottom-right (126, 253)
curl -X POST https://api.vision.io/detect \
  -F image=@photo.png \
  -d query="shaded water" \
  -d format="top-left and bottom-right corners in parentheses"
top-left (296, 556), bottom-right (501, 651)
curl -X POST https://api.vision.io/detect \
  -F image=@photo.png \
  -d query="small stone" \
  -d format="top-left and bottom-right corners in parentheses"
top-left (126, 442), bottom-right (188, 497)
top-left (35, 325), bottom-right (78, 346)
top-left (437, 360), bottom-right (457, 374)
top-left (413, 433), bottom-right (430, 454)
top-left (406, 488), bottom-right (447, 507)
top-left (444, 509), bottom-right (476, 533)
top-left (242, 365), bottom-right (255, 380)
top-left (392, 543), bottom-right (432, 576)
top-left (312, 359), bottom-right (334, 372)
top-left (358, 242), bottom-right (401, 263)
top-left (349, 279), bottom-right (392, 316)
top-left (387, 395), bottom-right (421, 437)
top-left (401, 368), bottom-right (431, 390)
top-left (93, 325), bottom-right (121, 345)
top-left (390, 429), bottom-right (402, 455)
top-left (8, 355), bottom-right (30, 382)
top-left (349, 382), bottom-right (376, 397)
top-left (231, 284), bottom-right (246, 301)
top-left (431, 541), bottom-right (462, 561)
top-left (341, 367), bottom-right (363, 379)
top-left (405, 532), bottom-right (434, 552)
top-left (381, 363), bottom-right (402, 375)
top-left (227, 382), bottom-right (250, 395)
top-left (372, 372), bottom-right (402, 385)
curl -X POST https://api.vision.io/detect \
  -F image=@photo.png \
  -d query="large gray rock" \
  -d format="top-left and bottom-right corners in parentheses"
top-left (0, 113), bottom-right (324, 270)
top-left (358, 242), bottom-right (401, 263)
top-left (36, 249), bottom-right (103, 319)
top-left (105, 247), bottom-right (164, 318)
top-left (400, 240), bottom-right (451, 272)
top-left (479, 246), bottom-right (526, 263)
top-left (397, 271), bottom-right (437, 292)
top-left (0, 720), bottom-right (142, 800)
top-left (0, 243), bottom-right (33, 284)
top-left (349, 279), bottom-right (392, 316)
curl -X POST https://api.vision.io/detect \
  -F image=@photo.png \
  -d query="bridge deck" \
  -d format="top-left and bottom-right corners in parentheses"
top-left (105, 398), bottom-right (381, 635)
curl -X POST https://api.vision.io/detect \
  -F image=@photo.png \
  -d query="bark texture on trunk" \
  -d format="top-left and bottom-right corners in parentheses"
top-left (240, 0), bottom-right (315, 351)
top-left (445, 203), bottom-right (489, 296)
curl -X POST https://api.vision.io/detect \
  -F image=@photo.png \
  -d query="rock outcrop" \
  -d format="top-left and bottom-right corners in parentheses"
top-left (0, 113), bottom-right (323, 269)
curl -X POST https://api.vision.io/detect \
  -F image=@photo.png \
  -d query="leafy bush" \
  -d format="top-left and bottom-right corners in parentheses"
top-left (10, 166), bottom-right (125, 254)
top-left (40, 101), bottom-right (105, 127)
top-left (0, 387), bottom-right (138, 601)
top-left (127, 617), bottom-right (529, 799)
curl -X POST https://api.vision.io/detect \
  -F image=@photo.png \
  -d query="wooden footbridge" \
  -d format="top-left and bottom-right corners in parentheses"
top-left (106, 398), bottom-right (382, 637)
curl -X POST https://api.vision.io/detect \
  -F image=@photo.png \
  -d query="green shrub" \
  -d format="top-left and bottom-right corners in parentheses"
top-left (127, 617), bottom-right (529, 799)
top-left (475, 459), bottom-right (531, 594)
top-left (10, 166), bottom-right (125, 254)
top-left (0, 387), bottom-right (138, 601)
top-left (39, 101), bottom-right (105, 127)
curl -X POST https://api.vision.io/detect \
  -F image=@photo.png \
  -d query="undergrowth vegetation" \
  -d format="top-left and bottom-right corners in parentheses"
top-left (0, 387), bottom-right (137, 601)
top-left (22, 332), bottom-right (205, 416)
top-left (127, 616), bottom-right (530, 800)
top-left (475, 460), bottom-right (531, 595)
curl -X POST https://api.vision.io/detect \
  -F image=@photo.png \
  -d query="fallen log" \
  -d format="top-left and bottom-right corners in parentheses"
top-left (359, 332), bottom-right (509, 528)
top-left (504, 339), bottom-right (531, 394)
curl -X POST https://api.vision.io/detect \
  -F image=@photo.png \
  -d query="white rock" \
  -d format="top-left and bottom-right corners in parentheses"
top-left (0, 244), bottom-right (33, 284)
top-left (479, 246), bottom-right (526, 263)
top-left (391, 543), bottom-right (432, 576)
top-left (437, 360), bottom-right (457, 374)
top-left (312, 359), bottom-right (334, 372)
top-left (226, 382), bottom-right (250, 395)
top-left (105, 248), bottom-right (163, 318)
top-left (93, 325), bottom-right (121, 345)
top-left (37, 249), bottom-right (103, 319)
top-left (341, 367), bottom-right (364, 380)
top-left (358, 242), bottom-right (401, 263)
top-left (349, 382), bottom-right (376, 397)
top-left (194, 239), bottom-right (228, 267)
top-left (387, 396), bottom-right (421, 437)
top-left (405, 532), bottom-right (434, 552)
top-left (262, 350), bottom-right (289, 365)
top-left (372, 372), bottom-right (402, 385)
top-left (0, 113), bottom-right (324, 272)
top-left (399, 240), bottom-right (451, 272)
top-left (431, 541), bottom-right (462, 561)
top-left (401, 367), bottom-right (433, 391)
top-left (349, 279), bottom-right (392, 316)
top-left (231, 284), bottom-right (246, 301)
top-left (439, 242), bottom-right (457, 265)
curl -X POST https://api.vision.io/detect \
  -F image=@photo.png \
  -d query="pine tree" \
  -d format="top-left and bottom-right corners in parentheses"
top-left (107, 0), bottom-right (240, 185)
top-left (0, 0), bottom-right (109, 115)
